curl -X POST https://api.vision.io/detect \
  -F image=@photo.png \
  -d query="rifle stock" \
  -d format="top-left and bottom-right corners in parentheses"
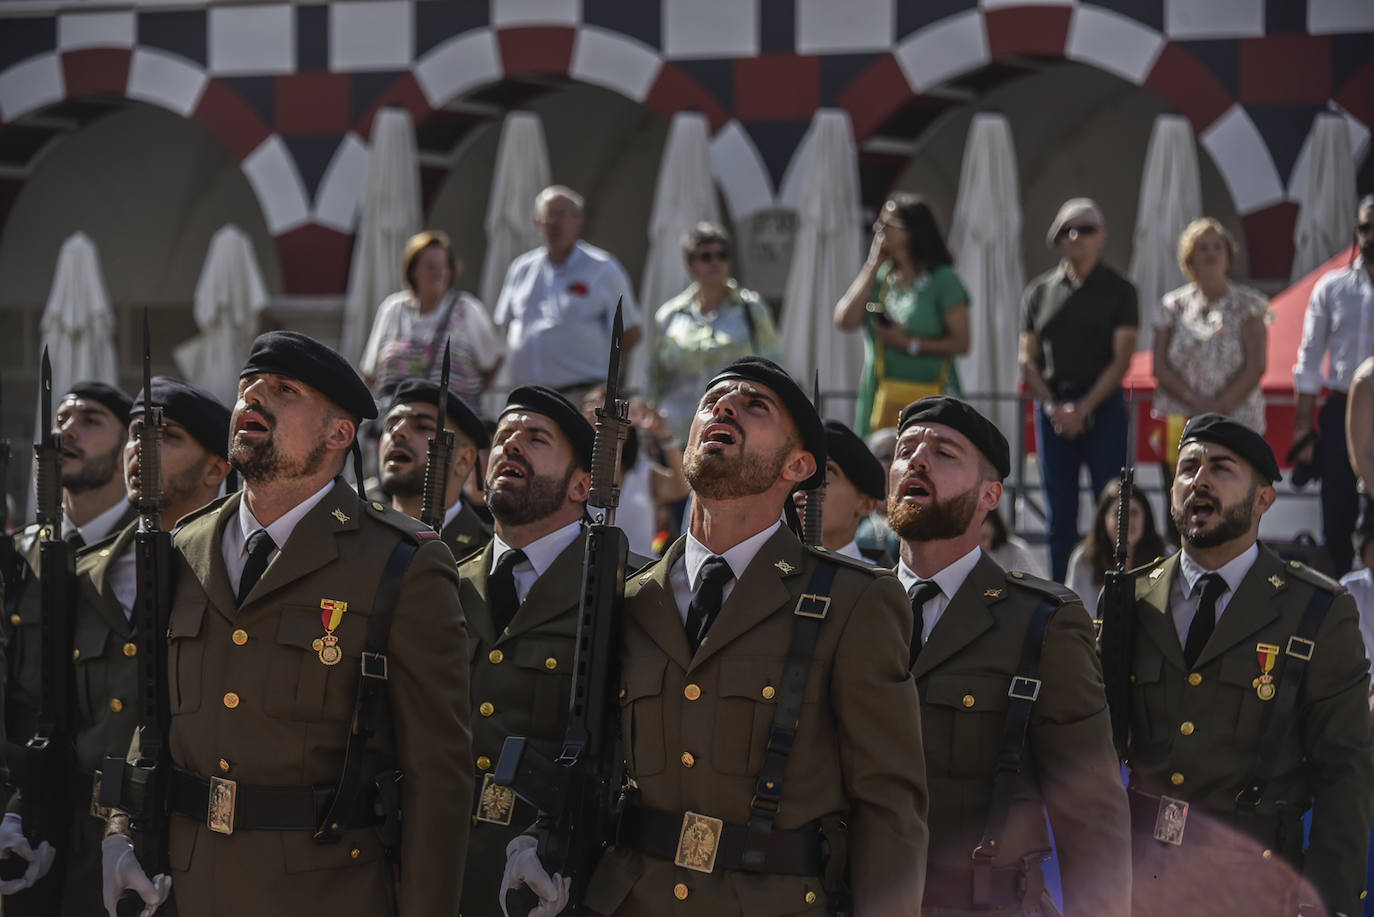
top-left (1098, 393), bottom-right (1138, 760)
top-left (420, 341), bottom-right (455, 532)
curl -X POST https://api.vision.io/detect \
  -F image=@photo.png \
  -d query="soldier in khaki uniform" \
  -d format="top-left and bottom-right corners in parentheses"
top-left (378, 377), bottom-right (491, 558)
top-left (1126, 414), bottom-right (1374, 916)
top-left (1, 378), bottom-right (230, 914)
top-left (505, 356), bottom-right (930, 915)
top-left (101, 332), bottom-right (473, 917)
top-left (890, 396), bottom-right (1130, 916)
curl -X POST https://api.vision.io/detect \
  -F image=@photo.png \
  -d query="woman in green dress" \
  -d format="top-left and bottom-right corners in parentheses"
top-left (834, 193), bottom-right (971, 435)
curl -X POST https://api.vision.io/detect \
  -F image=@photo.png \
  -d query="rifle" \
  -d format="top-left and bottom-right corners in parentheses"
top-left (0, 370), bottom-right (23, 611)
top-left (495, 301), bottom-right (631, 917)
top-left (1098, 389), bottom-right (1138, 759)
top-left (14, 348), bottom-right (79, 907)
top-left (801, 372), bottom-right (825, 547)
top-left (419, 341), bottom-right (454, 533)
top-left (103, 313), bottom-right (174, 916)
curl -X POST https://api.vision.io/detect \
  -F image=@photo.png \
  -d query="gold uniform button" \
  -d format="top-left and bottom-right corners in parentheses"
top-left (1261, 849), bottom-right (1272, 860)
top-left (761, 685), bottom-right (776, 700)
top-left (1360, 890), bottom-right (1367, 900)
top-left (109, 698), bottom-right (123, 713)
top-left (232, 629), bottom-right (248, 646)
top-left (1188, 672), bottom-right (1203, 686)
top-left (1170, 772), bottom-right (1184, 786)
top-left (223, 692), bottom-right (240, 709)
top-left (805, 891), bottom-right (817, 904)
top-left (350, 847), bottom-right (361, 860)
top-left (1179, 721), bottom-right (1195, 736)
top-left (684, 683), bottom-right (701, 701)
top-left (544, 657), bottom-right (558, 670)
top-left (1129, 674), bottom-right (1137, 684)
top-left (489, 649), bottom-right (504, 664)
top-left (962, 694), bottom-right (975, 708)
top-left (479, 702), bottom-right (495, 717)
top-left (123, 642), bottom-right (138, 657)
top-left (681, 752), bottom-right (695, 768)
top-left (9, 614), bottom-right (19, 625)
top-left (371, 502), bottom-right (385, 511)
top-left (619, 687), bottom-right (626, 700)
top-left (218, 758), bottom-right (231, 773)
top-left (477, 756), bottom-right (492, 771)
top-left (673, 883), bottom-right (689, 901)
top-left (72, 649), bottom-right (81, 661)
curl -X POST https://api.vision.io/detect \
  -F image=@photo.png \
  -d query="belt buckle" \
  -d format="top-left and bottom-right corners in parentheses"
top-left (475, 773), bottom-right (516, 826)
top-left (1152, 795), bottom-right (1188, 846)
top-left (794, 594), bottom-right (831, 619)
top-left (208, 776), bottom-right (237, 835)
top-left (89, 770), bottom-right (111, 819)
top-left (674, 811), bottom-right (723, 874)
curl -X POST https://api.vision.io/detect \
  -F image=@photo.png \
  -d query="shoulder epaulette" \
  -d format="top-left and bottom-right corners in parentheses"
top-left (803, 543), bottom-right (893, 576)
top-left (1128, 555), bottom-right (1167, 576)
top-left (1004, 569), bottom-right (1079, 605)
top-left (1279, 558), bottom-right (1343, 593)
top-left (173, 493), bottom-right (233, 530)
top-left (363, 499), bottom-right (438, 544)
top-left (80, 527), bottom-right (125, 555)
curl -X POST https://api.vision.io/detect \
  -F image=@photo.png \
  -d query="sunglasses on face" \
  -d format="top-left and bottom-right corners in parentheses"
top-left (1358, 222), bottom-right (1372, 234)
top-left (1056, 224), bottom-right (1100, 242)
top-left (691, 250), bottom-right (730, 263)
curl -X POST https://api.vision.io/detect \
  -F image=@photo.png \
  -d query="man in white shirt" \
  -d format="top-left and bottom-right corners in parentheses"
top-left (494, 186), bottom-right (642, 397)
top-left (1291, 194), bottom-right (1374, 575)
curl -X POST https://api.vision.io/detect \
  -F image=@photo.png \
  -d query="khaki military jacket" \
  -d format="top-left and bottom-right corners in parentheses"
top-left (444, 501), bottom-right (492, 563)
top-left (166, 479), bottom-right (472, 917)
top-left (1128, 545), bottom-right (1374, 917)
top-left (914, 554), bottom-right (1130, 916)
top-left (588, 527), bottom-right (929, 916)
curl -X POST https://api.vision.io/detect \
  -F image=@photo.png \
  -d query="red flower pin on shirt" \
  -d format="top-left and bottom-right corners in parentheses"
top-left (568, 281), bottom-right (589, 296)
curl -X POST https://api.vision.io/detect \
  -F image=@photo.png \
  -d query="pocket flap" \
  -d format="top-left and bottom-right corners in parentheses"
top-left (719, 656), bottom-right (823, 703)
top-left (276, 606), bottom-right (367, 654)
top-left (514, 639), bottom-right (573, 673)
top-left (922, 673), bottom-right (1011, 713)
top-left (168, 600), bottom-right (206, 640)
top-left (621, 658), bottom-right (666, 703)
top-left (1132, 653), bottom-right (1164, 685)
top-left (72, 624), bottom-right (110, 663)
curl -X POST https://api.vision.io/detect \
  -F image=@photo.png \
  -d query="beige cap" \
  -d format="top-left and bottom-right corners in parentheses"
top-left (1046, 198), bottom-right (1104, 248)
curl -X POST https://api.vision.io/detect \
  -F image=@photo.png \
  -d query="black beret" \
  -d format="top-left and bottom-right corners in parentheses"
top-left (63, 381), bottom-right (132, 425)
top-left (133, 376), bottom-right (231, 459)
top-left (824, 419), bottom-right (886, 500)
top-left (500, 385), bottom-right (594, 470)
top-left (898, 396), bottom-right (1010, 480)
top-left (707, 356), bottom-right (826, 490)
top-left (240, 331), bottom-right (376, 420)
top-left (386, 379), bottom-right (489, 450)
top-left (1178, 413), bottom-right (1280, 483)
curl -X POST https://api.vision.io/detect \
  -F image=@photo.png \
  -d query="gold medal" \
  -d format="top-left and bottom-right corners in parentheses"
top-left (312, 637), bottom-right (325, 652)
top-left (318, 634), bottom-right (342, 666)
top-left (316, 599), bottom-right (348, 666)
top-left (1256, 680), bottom-right (1276, 701)
top-left (1254, 643), bottom-right (1279, 701)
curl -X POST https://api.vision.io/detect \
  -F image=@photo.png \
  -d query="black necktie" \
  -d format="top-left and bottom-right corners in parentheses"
top-left (1183, 573), bottom-right (1226, 667)
top-left (685, 555), bottom-right (733, 653)
top-left (63, 529), bottom-right (85, 550)
top-left (907, 580), bottom-right (941, 668)
top-left (489, 549), bottom-right (528, 636)
top-left (237, 529), bottom-right (277, 606)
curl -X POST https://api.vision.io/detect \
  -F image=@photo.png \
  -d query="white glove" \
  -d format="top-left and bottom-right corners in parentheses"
top-left (0, 813), bottom-right (55, 895)
top-left (499, 835), bottom-right (571, 917)
top-left (101, 834), bottom-right (171, 917)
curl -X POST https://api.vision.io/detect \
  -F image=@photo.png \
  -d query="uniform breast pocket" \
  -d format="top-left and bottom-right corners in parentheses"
top-left (167, 600), bottom-right (207, 714)
top-left (920, 674), bottom-right (1010, 776)
top-left (72, 624), bottom-right (112, 724)
top-left (711, 656), bottom-right (823, 777)
top-left (264, 607), bottom-right (367, 723)
top-left (1129, 653), bottom-right (1165, 744)
top-left (620, 658), bottom-right (666, 777)
top-left (513, 639), bottom-right (574, 732)
top-left (1217, 653), bottom-right (1266, 736)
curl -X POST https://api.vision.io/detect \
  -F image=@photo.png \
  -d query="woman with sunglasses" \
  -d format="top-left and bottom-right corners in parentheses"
top-left (833, 192), bottom-right (971, 436)
top-left (649, 221), bottom-right (781, 442)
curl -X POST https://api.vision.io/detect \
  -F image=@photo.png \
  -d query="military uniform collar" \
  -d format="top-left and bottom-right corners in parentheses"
top-left (1177, 542), bottom-right (1258, 601)
top-left (231, 477), bottom-right (336, 559)
top-left (896, 545), bottom-right (982, 601)
top-left (684, 519), bottom-right (782, 591)
top-left (441, 498), bottom-right (465, 531)
top-left (491, 518), bottom-right (582, 580)
top-left (833, 539), bottom-right (865, 562)
top-left (67, 497), bottom-right (134, 545)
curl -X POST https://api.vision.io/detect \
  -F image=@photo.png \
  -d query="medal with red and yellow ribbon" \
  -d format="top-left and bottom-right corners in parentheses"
top-left (314, 598), bottom-right (348, 666)
top-left (1253, 642), bottom-right (1279, 701)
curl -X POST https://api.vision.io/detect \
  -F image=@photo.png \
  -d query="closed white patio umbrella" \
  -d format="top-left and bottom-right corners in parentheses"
top-left (1291, 113), bottom-right (1356, 282)
top-left (480, 111), bottom-right (551, 314)
top-left (174, 224), bottom-right (269, 405)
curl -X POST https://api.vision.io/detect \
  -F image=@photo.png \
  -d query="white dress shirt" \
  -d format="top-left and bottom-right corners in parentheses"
top-left (1293, 256), bottom-right (1374, 395)
top-left (1169, 543), bottom-right (1259, 645)
top-left (221, 480), bottom-right (336, 599)
top-left (442, 499), bottom-right (465, 531)
top-left (896, 545), bottom-right (983, 645)
top-left (1338, 567), bottom-right (1374, 675)
top-left (64, 497), bottom-right (131, 547)
top-left (670, 521), bottom-right (783, 626)
top-left (834, 540), bottom-right (865, 562)
top-left (490, 519), bottom-right (583, 605)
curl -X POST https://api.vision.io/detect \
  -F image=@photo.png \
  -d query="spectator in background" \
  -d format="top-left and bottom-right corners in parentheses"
top-left (1337, 527), bottom-right (1374, 677)
top-left (834, 193), bottom-right (970, 436)
top-left (650, 222), bottom-right (780, 443)
top-left (857, 426), bottom-right (901, 561)
top-left (793, 419), bottom-right (894, 565)
top-left (1020, 198), bottom-right (1139, 580)
top-left (1066, 479), bottom-right (1168, 616)
top-left (494, 185), bottom-right (642, 400)
top-left (360, 230), bottom-right (503, 407)
top-left (979, 506), bottom-right (1045, 578)
top-left (1292, 194), bottom-right (1374, 576)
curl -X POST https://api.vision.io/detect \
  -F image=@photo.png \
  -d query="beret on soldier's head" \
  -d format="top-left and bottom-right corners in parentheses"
top-left (500, 385), bottom-right (594, 471)
top-left (133, 376), bottom-right (231, 459)
top-left (1178, 413), bottom-right (1280, 483)
top-left (706, 357), bottom-right (826, 490)
top-left (898, 396), bottom-right (1011, 480)
top-left (64, 381), bottom-right (133, 425)
top-left (387, 379), bottom-right (489, 450)
top-left (824, 419), bottom-right (886, 500)
top-left (240, 331), bottom-right (376, 421)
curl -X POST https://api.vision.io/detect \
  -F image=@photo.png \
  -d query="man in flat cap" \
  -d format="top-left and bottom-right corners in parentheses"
top-left (1125, 414), bottom-right (1373, 917)
top-left (378, 378), bottom-right (490, 560)
top-left (101, 332), bottom-right (473, 917)
top-left (800, 418), bottom-right (894, 565)
top-left (1019, 198), bottom-right (1138, 581)
top-left (504, 356), bottom-right (929, 915)
top-left (1, 377), bottom-right (231, 915)
top-left (891, 395), bottom-right (1130, 916)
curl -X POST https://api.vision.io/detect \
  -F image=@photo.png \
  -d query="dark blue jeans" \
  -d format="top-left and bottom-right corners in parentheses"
top-left (1035, 391), bottom-right (1129, 581)
top-left (1320, 393), bottom-right (1357, 576)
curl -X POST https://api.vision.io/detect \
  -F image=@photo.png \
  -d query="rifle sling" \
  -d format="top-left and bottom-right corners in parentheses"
top-left (314, 539), bottom-right (416, 844)
top-left (740, 560), bottom-right (837, 871)
top-left (971, 595), bottom-right (1058, 908)
top-left (1233, 586), bottom-right (1334, 812)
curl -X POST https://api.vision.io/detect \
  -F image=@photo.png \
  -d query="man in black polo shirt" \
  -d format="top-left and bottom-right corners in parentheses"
top-left (1019, 198), bottom-right (1139, 580)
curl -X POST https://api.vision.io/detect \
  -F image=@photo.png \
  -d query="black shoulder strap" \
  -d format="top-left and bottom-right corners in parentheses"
top-left (971, 596), bottom-right (1058, 905)
top-left (739, 561), bottom-right (838, 870)
top-left (1234, 586), bottom-right (1336, 812)
top-left (315, 539), bottom-right (417, 843)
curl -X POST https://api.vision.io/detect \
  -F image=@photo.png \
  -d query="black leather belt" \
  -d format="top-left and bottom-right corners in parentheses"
top-left (617, 803), bottom-right (822, 876)
top-left (170, 768), bottom-right (380, 832)
top-left (1128, 787), bottom-right (1295, 855)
